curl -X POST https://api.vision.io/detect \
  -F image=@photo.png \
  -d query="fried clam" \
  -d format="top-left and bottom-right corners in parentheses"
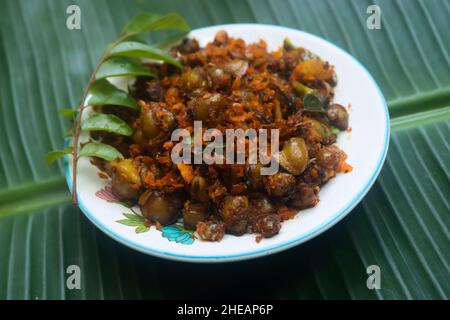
top-left (189, 93), bottom-right (222, 123)
top-left (291, 59), bottom-right (335, 83)
top-left (180, 67), bottom-right (207, 90)
top-left (207, 67), bottom-right (232, 89)
top-left (317, 145), bottom-right (352, 183)
top-left (249, 193), bottom-right (275, 216)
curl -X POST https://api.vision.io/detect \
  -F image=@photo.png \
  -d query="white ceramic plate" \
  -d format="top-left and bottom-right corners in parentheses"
top-left (65, 24), bottom-right (389, 263)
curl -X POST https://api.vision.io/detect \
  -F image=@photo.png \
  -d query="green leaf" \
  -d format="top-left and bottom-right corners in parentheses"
top-left (154, 32), bottom-right (189, 50)
top-left (79, 142), bottom-right (123, 161)
top-left (123, 12), bottom-right (189, 37)
top-left (95, 57), bottom-right (155, 79)
top-left (1, 0), bottom-right (450, 300)
top-left (135, 225), bottom-right (149, 233)
top-left (110, 41), bottom-right (182, 68)
top-left (116, 219), bottom-right (144, 227)
top-left (81, 113), bottom-right (133, 136)
top-left (88, 79), bottom-right (139, 110)
top-left (45, 147), bottom-right (73, 165)
top-left (331, 126), bottom-right (341, 135)
top-left (58, 108), bottom-right (76, 119)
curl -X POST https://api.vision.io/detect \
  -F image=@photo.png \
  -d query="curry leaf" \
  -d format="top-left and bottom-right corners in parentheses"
top-left (81, 113), bottom-right (133, 136)
top-left (45, 147), bottom-right (73, 165)
top-left (79, 142), bottom-right (123, 161)
top-left (110, 41), bottom-right (182, 68)
top-left (88, 79), bottom-right (139, 110)
top-left (123, 12), bottom-right (189, 37)
top-left (95, 57), bottom-right (155, 79)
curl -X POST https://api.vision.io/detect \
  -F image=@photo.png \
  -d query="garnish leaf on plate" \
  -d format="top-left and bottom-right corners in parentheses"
top-left (95, 57), bottom-right (155, 79)
top-left (81, 113), bottom-right (133, 136)
top-left (292, 80), bottom-right (325, 113)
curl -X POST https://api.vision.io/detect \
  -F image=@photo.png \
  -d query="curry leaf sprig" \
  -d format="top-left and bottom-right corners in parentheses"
top-left (46, 13), bottom-right (189, 204)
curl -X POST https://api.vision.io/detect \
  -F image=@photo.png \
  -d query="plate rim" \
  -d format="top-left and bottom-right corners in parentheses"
top-left (64, 23), bottom-right (390, 263)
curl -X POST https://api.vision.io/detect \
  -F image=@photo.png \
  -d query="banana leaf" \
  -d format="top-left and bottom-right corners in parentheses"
top-left (0, 0), bottom-right (448, 299)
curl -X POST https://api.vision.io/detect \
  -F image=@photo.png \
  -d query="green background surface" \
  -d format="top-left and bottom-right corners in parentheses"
top-left (0, 0), bottom-right (449, 299)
